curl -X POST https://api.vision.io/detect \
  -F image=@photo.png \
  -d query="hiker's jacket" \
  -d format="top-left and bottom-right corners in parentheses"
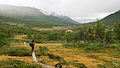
top-left (29, 40), bottom-right (35, 47)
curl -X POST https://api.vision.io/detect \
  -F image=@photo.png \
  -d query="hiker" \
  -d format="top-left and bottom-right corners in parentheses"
top-left (29, 40), bottom-right (35, 51)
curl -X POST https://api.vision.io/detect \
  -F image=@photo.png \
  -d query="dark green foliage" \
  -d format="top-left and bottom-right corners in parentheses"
top-left (27, 34), bottom-right (32, 39)
top-left (0, 47), bottom-right (31, 56)
top-left (0, 59), bottom-right (42, 68)
top-left (85, 46), bottom-right (101, 51)
top-left (117, 43), bottom-right (120, 53)
top-left (75, 29), bottom-right (89, 41)
top-left (39, 46), bottom-right (49, 56)
top-left (74, 42), bottom-right (90, 48)
top-left (94, 21), bottom-right (106, 41)
top-left (97, 64), bottom-right (106, 68)
top-left (47, 53), bottom-right (62, 61)
top-left (62, 29), bottom-right (88, 42)
top-left (73, 63), bottom-right (87, 68)
top-left (63, 42), bottom-right (104, 51)
top-left (85, 42), bottom-right (104, 51)
top-left (63, 32), bottom-right (76, 42)
top-left (66, 61), bottom-right (87, 68)
top-left (101, 10), bottom-right (120, 25)
top-left (27, 30), bottom-right (65, 41)
top-left (104, 28), bottom-right (113, 42)
top-left (35, 41), bottom-right (43, 43)
top-left (0, 23), bottom-right (12, 47)
top-left (114, 22), bottom-right (120, 41)
top-left (0, 22), bottom-right (37, 35)
top-left (62, 21), bottom-right (119, 51)
top-left (63, 42), bottom-right (90, 48)
top-left (62, 43), bottom-right (73, 48)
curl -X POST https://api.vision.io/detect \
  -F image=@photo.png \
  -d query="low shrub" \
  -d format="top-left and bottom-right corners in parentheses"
top-left (85, 45), bottom-right (101, 51)
top-left (73, 63), bottom-right (87, 68)
top-left (74, 41), bottom-right (90, 48)
top-left (85, 42), bottom-right (104, 51)
top-left (117, 46), bottom-right (120, 53)
top-left (98, 61), bottom-right (120, 68)
top-left (67, 62), bottom-right (87, 68)
top-left (63, 42), bottom-right (105, 51)
top-left (39, 46), bottom-right (49, 56)
top-left (0, 59), bottom-right (42, 68)
top-left (97, 64), bottom-right (106, 68)
top-left (47, 53), bottom-right (62, 61)
top-left (0, 47), bottom-right (31, 56)
top-left (35, 41), bottom-right (43, 43)
top-left (62, 43), bottom-right (73, 48)
top-left (117, 43), bottom-right (120, 53)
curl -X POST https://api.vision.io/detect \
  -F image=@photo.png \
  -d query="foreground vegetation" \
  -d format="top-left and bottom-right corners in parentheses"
top-left (0, 59), bottom-right (42, 68)
top-left (0, 20), bottom-right (120, 68)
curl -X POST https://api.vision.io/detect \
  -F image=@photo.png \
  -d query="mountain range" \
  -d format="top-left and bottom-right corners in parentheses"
top-left (0, 4), bottom-right (79, 28)
top-left (101, 10), bottom-right (120, 25)
top-left (0, 4), bottom-right (120, 28)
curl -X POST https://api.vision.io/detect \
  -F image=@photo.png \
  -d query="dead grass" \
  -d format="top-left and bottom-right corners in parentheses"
top-left (33, 26), bottom-right (72, 31)
top-left (1, 37), bottom-right (120, 68)
top-left (14, 35), bottom-right (27, 40)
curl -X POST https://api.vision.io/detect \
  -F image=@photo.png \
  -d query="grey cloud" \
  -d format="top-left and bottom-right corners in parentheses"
top-left (0, 0), bottom-right (120, 18)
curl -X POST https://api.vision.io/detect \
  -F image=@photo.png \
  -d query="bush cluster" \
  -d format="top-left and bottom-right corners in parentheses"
top-left (0, 59), bottom-right (42, 68)
top-left (0, 47), bottom-right (31, 56)
top-left (39, 46), bottom-right (49, 56)
top-left (47, 53), bottom-right (62, 61)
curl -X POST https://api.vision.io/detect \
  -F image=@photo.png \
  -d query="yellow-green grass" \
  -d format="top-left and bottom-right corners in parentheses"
top-left (1, 38), bottom-right (120, 68)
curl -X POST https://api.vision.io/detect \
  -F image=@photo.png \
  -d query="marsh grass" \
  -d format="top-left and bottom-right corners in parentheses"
top-left (0, 59), bottom-right (42, 68)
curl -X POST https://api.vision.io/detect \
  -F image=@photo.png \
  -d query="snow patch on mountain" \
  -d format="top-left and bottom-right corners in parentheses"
top-left (71, 17), bottom-right (97, 23)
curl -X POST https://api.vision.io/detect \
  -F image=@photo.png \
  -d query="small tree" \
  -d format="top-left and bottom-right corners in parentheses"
top-left (27, 34), bottom-right (32, 39)
top-left (114, 22), bottom-right (120, 53)
top-left (94, 21), bottom-right (106, 42)
top-left (104, 27), bottom-right (113, 47)
top-left (114, 22), bottom-right (120, 41)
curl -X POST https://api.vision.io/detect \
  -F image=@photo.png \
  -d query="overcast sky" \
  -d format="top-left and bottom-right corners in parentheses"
top-left (0, 0), bottom-right (120, 20)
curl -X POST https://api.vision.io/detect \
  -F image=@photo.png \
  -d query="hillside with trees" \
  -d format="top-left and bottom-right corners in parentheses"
top-left (101, 10), bottom-right (120, 25)
top-left (0, 4), bottom-right (79, 28)
top-left (0, 4), bottom-right (120, 68)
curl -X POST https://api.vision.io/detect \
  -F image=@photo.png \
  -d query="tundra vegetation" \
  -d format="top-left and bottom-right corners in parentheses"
top-left (0, 20), bottom-right (120, 68)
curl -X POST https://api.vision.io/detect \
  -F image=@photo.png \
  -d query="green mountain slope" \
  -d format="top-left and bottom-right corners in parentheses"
top-left (0, 4), bottom-right (79, 28)
top-left (101, 10), bottom-right (120, 25)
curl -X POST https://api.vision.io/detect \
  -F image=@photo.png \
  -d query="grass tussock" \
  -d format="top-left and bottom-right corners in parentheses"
top-left (0, 59), bottom-right (42, 68)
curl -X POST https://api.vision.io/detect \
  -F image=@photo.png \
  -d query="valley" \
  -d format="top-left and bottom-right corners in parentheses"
top-left (0, 4), bottom-right (120, 68)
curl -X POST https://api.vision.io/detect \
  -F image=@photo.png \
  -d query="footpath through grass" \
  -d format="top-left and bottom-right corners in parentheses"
top-left (0, 41), bottom-right (120, 68)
